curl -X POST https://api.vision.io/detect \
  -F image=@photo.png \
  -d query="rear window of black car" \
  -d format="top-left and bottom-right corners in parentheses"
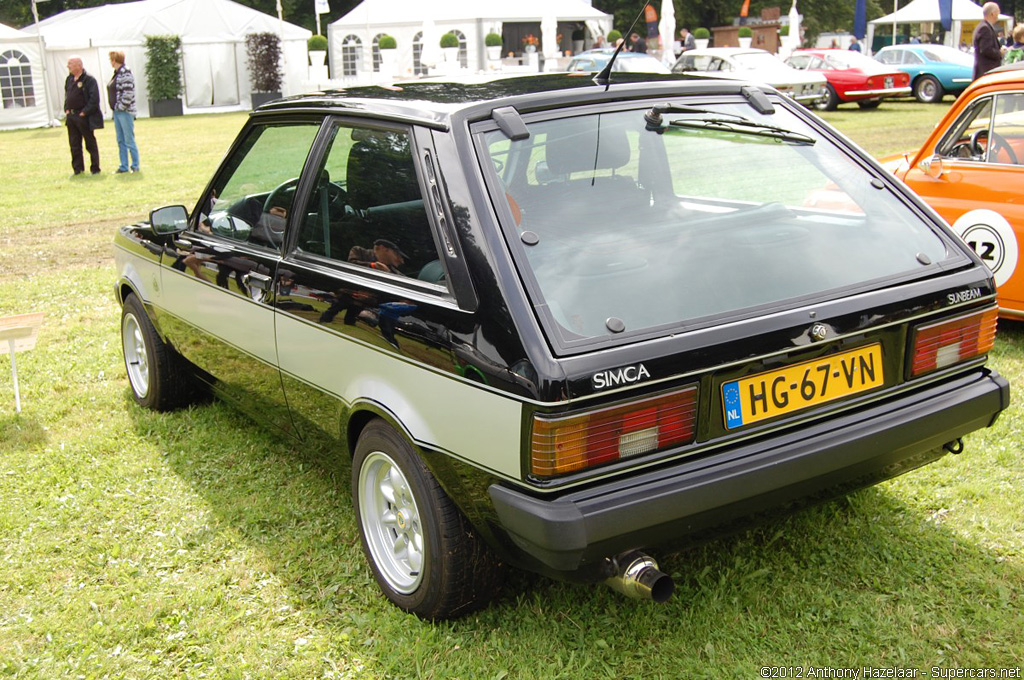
top-left (477, 100), bottom-right (950, 346)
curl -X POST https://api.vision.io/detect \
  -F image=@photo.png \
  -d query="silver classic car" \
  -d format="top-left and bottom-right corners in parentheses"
top-left (116, 71), bottom-right (1008, 619)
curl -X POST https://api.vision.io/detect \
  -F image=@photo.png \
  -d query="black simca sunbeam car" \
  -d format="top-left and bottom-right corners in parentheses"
top-left (115, 71), bottom-right (1010, 619)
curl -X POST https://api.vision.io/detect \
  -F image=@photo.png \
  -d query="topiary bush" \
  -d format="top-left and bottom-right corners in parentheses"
top-left (694, 27), bottom-right (710, 39)
top-left (738, 26), bottom-right (753, 38)
top-left (307, 34), bottom-right (328, 51)
top-left (440, 32), bottom-right (459, 48)
top-left (144, 35), bottom-right (183, 100)
top-left (607, 29), bottom-right (623, 43)
top-left (246, 32), bottom-right (283, 93)
top-left (780, 25), bottom-right (790, 37)
top-left (485, 32), bottom-right (502, 47)
top-left (378, 34), bottom-right (397, 49)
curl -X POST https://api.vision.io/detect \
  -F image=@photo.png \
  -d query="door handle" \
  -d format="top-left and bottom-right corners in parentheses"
top-left (242, 271), bottom-right (273, 290)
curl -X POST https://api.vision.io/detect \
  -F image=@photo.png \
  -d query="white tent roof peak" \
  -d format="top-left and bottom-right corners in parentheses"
top-left (870, 0), bottom-right (1011, 24)
top-left (24, 0), bottom-right (311, 45)
top-left (333, 0), bottom-right (610, 28)
top-left (0, 22), bottom-right (28, 38)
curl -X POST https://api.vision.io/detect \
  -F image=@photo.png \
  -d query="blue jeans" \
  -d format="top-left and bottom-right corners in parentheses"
top-left (113, 110), bottom-right (140, 171)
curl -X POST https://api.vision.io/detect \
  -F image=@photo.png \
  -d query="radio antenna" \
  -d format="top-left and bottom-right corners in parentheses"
top-left (594, 2), bottom-right (652, 87)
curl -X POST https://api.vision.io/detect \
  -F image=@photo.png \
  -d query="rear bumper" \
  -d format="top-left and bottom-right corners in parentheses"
top-left (490, 369), bottom-right (1009, 574)
top-left (844, 86), bottom-right (912, 98)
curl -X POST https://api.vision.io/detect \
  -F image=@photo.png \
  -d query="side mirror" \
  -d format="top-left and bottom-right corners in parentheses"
top-left (149, 205), bottom-right (189, 234)
top-left (919, 154), bottom-right (946, 179)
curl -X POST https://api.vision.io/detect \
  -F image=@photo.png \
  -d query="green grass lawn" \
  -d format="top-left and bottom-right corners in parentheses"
top-left (1, 99), bottom-right (1022, 679)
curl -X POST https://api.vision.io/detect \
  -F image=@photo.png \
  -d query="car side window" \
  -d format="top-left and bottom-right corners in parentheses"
top-left (196, 123), bottom-right (321, 249)
top-left (877, 50), bottom-right (899, 65)
top-left (295, 123), bottom-right (445, 284)
top-left (903, 51), bottom-right (924, 65)
top-left (787, 55), bottom-right (810, 69)
top-left (937, 96), bottom-right (993, 159)
top-left (687, 55), bottom-right (711, 71)
top-left (990, 93), bottom-right (1024, 165)
top-left (809, 56), bottom-right (829, 70)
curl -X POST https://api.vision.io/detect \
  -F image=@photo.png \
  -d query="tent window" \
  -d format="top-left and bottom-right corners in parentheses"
top-left (342, 34), bottom-right (362, 76)
top-left (413, 31), bottom-right (427, 76)
top-left (451, 29), bottom-right (468, 68)
top-left (0, 50), bottom-right (35, 109)
top-left (371, 33), bottom-right (387, 72)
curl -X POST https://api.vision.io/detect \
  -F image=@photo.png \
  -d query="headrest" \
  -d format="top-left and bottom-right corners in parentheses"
top-left (545, 125), bottom-right (630, 176)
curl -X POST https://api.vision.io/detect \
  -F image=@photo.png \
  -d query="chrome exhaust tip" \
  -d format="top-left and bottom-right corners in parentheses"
top-left (604, 550), bottom-right (674, 603)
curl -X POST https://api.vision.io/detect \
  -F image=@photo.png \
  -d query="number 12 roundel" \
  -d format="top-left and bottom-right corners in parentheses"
top-left (952, 209), bottom-right (1018, 288)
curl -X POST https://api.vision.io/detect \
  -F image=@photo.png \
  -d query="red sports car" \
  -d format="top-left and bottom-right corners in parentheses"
top-left (786, 48), bottom-right (911, 110)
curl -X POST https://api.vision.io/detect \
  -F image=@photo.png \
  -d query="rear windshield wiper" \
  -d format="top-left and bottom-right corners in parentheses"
top-left (667, 117), bottom-right (816, 145)
top-left (644, 103), bottom-right (745, 129)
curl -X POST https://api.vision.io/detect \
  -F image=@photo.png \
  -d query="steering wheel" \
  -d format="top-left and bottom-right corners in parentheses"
top-left (970, 129), bottom-right (1020, 164)
top-left (264, 177), bottom-right (300, 215)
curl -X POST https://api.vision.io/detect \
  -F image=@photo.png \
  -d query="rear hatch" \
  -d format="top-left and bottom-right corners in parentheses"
top-left (472, 90), bottom-right (997, 483)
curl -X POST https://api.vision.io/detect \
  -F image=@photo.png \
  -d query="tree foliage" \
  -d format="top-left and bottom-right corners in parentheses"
top-left (593, 0), bottom-right (892, 44)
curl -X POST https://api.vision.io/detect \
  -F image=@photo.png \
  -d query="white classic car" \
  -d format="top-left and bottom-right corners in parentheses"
top-left (673, 47), bottom-right (828, 106)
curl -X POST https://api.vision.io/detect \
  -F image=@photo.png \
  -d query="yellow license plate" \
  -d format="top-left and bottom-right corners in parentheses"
top-left (722, 344), bottom-right (884, 429)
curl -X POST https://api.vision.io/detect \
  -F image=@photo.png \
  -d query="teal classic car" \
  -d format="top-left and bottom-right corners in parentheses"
top-left (874, 44), bottom-right (974, 103)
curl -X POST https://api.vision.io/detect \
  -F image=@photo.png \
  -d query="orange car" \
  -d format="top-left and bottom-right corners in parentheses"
top-left (887, 68), bottom-right (1024, 317)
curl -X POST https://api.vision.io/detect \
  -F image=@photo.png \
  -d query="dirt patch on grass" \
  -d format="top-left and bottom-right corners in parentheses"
top-left (0, 219), bottom-right (126, 283)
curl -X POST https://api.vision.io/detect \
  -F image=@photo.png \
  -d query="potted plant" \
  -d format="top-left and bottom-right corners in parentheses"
top-left (246, 32), bottom-right (283, 109)
top-left (693, 27), bottom-right (710, 49)
top-left (378, 34), bottom-right (397, 74)
top-left (522, 33), bottom-right (539, 54)
top-left (607, 29), bottom-right (623, 47)
top-left (738, 25), bottom-right (753, 48)
top-left (440, 32), bottom-right (460, 63)
top-left (308, 34), bottom-right (328, 66)
top-left (485, 31), bottom-right (503, 61)
top-left (144, 35), bottom-right (183, 117)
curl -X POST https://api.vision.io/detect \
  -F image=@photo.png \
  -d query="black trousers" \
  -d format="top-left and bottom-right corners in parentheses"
top-left (67, 115), bottom-right (100, 174)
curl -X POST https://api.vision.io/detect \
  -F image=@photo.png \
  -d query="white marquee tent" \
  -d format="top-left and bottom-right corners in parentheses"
top-left (17, 0), bottom-right (311, 123)
top-left (866, 0), bottom-right (1013, 53)
top-left (0, 22), bottom-right (51, 130)
top-left (327, 0), bottom-right (613, 81)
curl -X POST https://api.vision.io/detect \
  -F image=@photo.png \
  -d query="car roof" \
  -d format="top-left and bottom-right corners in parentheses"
top-left (571, 49), bottom-right (660, 60)
top-left (686, 47), bottom-right (770, 57)
top-left (254, 72), bottom-right (740, 129)
top-left (990, 60), bottom-right (1024, 74)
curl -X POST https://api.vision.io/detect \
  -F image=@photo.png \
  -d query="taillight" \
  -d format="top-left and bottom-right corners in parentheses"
top-left (530, 387), bottom-right (698, 477)
top-left (910, 307), bottom-right (997, 377)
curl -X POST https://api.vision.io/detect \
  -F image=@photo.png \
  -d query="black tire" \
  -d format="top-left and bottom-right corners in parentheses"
top-left (913, 75), bottom-right (944, 103)
top-left (352, 420), bottom-right (503, 620)
top-left (120, 293), bottom-right (192, 411)
top-left (857, 100), bottom-right (881, 109)
top-left (815, 85), bottom-right (839, 112)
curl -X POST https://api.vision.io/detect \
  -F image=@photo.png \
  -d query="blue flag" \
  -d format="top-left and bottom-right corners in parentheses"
top-left (938, 0), bottom-right (953, 31)
top-left (853, 0), bottom-right (867, 39)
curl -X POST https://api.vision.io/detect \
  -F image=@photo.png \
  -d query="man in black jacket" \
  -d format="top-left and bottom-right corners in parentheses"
top-left (973, 2), bottom-right (1006, 80)
top-left (63, 56), bottom-right (103, 175)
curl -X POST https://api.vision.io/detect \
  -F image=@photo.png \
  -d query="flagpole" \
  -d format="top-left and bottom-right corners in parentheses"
top-left (893, 0), bottom-right (898, 46)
